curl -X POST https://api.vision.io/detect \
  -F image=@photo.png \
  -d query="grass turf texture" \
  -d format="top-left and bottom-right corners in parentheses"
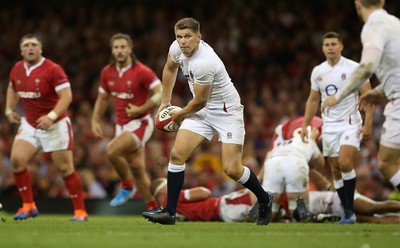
top-left (0, 213), bottom-right (399, 248)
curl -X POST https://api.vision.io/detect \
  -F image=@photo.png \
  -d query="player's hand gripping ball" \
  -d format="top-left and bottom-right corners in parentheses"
top-left (155, 106), bottom-right (182, 132)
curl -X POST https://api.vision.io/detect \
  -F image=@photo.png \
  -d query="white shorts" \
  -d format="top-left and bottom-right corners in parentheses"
top-left (262, 155), bottom-right (309, 193)
top-left (380, 116), bottom-right (400, 149)
top-left (322, 120), bottom-right (362, 157)
top-left (180, 105), bottom-right (245, 145)
top-left (115, 114), bottom-right (154, 147)
top-left (219, 189), bottom-right (253, 222)
top-left (15, 117), bottom-right (74, 152)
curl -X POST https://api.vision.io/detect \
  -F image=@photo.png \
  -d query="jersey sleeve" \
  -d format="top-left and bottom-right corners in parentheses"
top-left (310, 140), bottom-right (321, 160)
top-left (140, 66), bottom-right (161, 90)
top-left (169, 41), bottom-right (182, 63)
top-left (99, 67), bottom-right (110, 93)
top-left (177, 190), bottom-right (189, 203)
top-left (8, 64), bottom-right (17, 88)
top-left (361, 22), bottom-right (386, 52)
top-left (51, 64), bottom-right (70, 91)
top-left (310, 67), bottom-right (319, 91)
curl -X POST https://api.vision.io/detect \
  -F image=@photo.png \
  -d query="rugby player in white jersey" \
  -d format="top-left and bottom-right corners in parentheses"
top-left (263, 127), bottom-right (324, 222)
top-left (309, 191), bottom-right (400, 224)
top-left (301, 32), bottom-right (374, 224)
top-left (142, 17), bottom-right (272, 225)
top-left (322, 0), bottom-right (400, 198)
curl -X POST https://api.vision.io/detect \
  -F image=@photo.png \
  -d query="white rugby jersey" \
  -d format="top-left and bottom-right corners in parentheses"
top-left (311, 57), bottom-right (363, 123)
top-left (361, 9), bottom-right (400, 104)
top-left (309, 191), bottom-right (343, 216)
top-left (169, 40), bottom-right (241, 110)
top-left (268, 136), bottom-right (321, 162)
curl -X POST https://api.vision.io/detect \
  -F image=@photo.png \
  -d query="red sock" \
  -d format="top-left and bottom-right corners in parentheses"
top-left (146, 200), bottom-right (158, 210)
top-left (121, 179), bottom-right (133, 190)
top-left (13, 168), bottom-right (34, 204)
top-left (63, 172), bottom-right (86, 211)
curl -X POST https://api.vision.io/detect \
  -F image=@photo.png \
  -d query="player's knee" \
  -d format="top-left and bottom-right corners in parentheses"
top-left (10, 155), bottom-right (28, 171)
top-left (224, 165), bottom-right (242, 180)
top-left (105, 143), bottom-right (119, 159)
top-left (170, 148), bottom-right (188, 164)
top-left (57, 163), bottom-right (74, 177)
top-left (338, 157), bottom-right (353, 171)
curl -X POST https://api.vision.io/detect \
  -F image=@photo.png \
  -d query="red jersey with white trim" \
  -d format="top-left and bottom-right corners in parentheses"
top-left (163, 190), bottom-right (221, 221)
top-left (99, 62), bottom-right (160, 125)
top-left (269, 116), bottom-right (322, 152)
top-left (9, 58), bottom-right (69, 127)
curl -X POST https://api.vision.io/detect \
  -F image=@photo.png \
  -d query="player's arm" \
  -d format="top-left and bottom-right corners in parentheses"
top-left (309, 168), bottom-right (331, 191)
top-left (160, 53), bottom-right (180, 112)
top-left (358, 81), bottom-right (374, 141)
top-left (91, 91), bottom-right (111, 138)
top-left (36, 86), bottom-right (72, 130)
top-left (125, 83), bottom-right (163, 118)
top-left (301, 89), bottom-right (320, 142)
top-left (5, 83), bottom-right (21, 124)
top-left (186, 187), bottom-right (212, 202)
top-left (171, 83), bottom-right (212, 124)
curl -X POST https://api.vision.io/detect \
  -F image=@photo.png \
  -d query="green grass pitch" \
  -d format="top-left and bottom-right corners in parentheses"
top-left (0, 212), bottom-right (399, 248)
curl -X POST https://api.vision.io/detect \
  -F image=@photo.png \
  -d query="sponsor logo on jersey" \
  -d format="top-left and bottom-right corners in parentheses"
top-left (317, 76), bottom-right (323, 81)
top-left (111, 92), bottom-right (134, 99)
top-left (227, 132), bottom-right (232, 139)
top-left (341, 73), bottom-right (346, 80)
top-left (18, 91), bottom-right (41, 98)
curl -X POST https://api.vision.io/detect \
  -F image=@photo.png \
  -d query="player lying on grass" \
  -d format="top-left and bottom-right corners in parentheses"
top-left (306, 190), bottom-right (400, 224)
top-left (149, 178), bottom-right (258, 222)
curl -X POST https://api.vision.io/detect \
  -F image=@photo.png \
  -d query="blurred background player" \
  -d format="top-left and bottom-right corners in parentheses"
top-left (308, 190), bottom-right (400, 224)
top-left (91, 33), bottom-right (162, 210)
top-left (322, 0), bottom-right (400, 194)
top-left (301, 31), bottom-right (374, 224)
top-left (5, 34), bottom-right (88, 221)
top-left (262, 126), bottom-right (324, 222)
top-left (142, 17), bottom-right (272, 225)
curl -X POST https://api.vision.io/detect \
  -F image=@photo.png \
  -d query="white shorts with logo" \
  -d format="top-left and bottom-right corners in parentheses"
top-left (322, 120), bottom-right (362, 157)
top-left (115, 114), bottom-right (154, 147)
top-left (180, 105), bottom-right (245, 145)
top-left (219, 189), bottom-right (253, 222)
top-left (262, 155), bottom-right (309, 193)
top-left (16, 117), bottom-right (74, 152)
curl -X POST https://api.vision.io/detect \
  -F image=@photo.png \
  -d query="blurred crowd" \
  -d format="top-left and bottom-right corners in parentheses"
top-left (0, 0), bottom-right (399, 202)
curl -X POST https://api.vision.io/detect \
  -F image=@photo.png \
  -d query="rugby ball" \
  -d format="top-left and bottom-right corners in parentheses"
top-left (155, 106), bottom-right (182, 132)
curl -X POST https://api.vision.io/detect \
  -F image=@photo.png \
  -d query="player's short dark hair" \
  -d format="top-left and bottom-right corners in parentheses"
top-left (19, 34), bottom-right (42, 47)
top-left (174, 17), bottom-right (200, 33)
top-left (109, 33), bottom-right (134, 49)
top-left (360, 0), bottom-right (381, 7)
top-left (322, 31), bottom-right (342, 44)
